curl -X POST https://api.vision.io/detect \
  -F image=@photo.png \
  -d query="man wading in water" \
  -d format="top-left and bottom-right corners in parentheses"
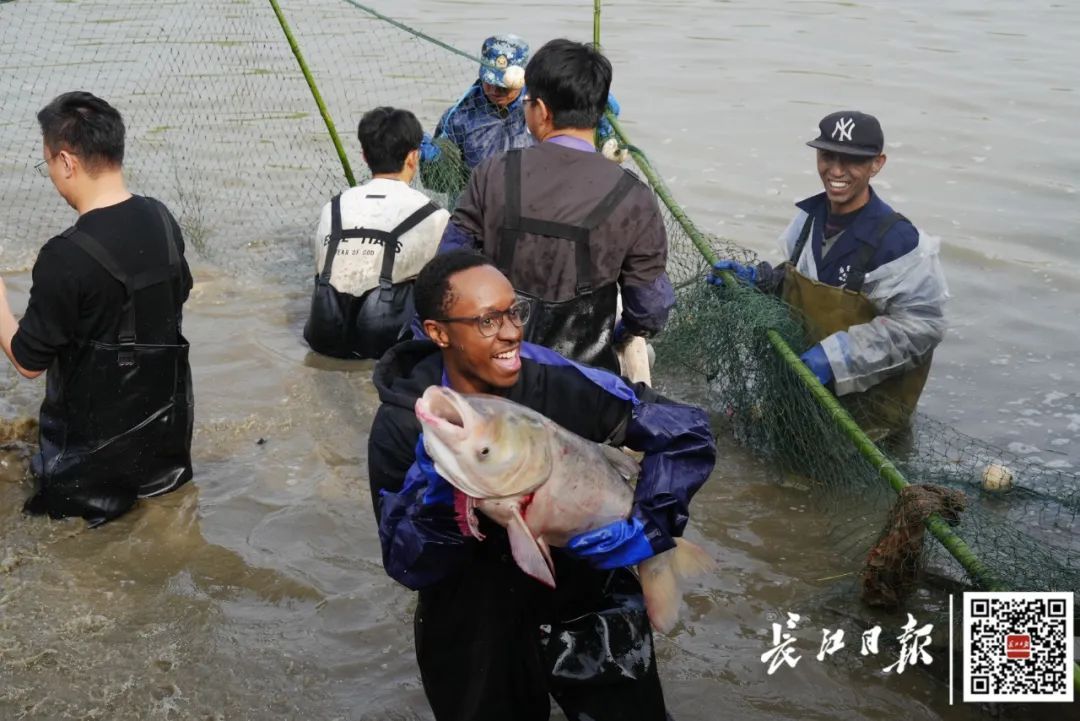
top-left (436, 39), bottom-right (673, 374)
top-left (0, 91), bottom-right (194, 526)
top-left (710, 111), bottom-right (948, 440)
top-left (368, 250), bottom-right (714, 721)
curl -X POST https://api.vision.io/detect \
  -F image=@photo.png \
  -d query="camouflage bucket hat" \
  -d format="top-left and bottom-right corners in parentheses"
top-left (479, 34), bottom-right (529, 88)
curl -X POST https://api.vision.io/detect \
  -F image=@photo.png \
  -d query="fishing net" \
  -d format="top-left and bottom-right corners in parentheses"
top-left (0, 0), bottom-right (486, 278)
top-left (652, 220), bottom-right (1080, 700)
top-left (652, 230), bottom-right (1080, 620)
top-left (1, 0), bottom-right (1077, 665)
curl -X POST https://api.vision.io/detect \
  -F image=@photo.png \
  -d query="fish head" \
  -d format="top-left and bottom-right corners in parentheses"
top-left (415, 386), bottom-right (554, 498)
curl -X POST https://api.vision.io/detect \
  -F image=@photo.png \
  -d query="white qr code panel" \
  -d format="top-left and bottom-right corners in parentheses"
top-left (962, 592), bottom-right (1074, 703)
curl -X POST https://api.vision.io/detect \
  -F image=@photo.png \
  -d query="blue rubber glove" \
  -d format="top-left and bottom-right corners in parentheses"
top-left (598, 92), bottom-right (621, 141)
top-left (606, 92), bottom-right (620, 118)
top-left (707, 259), bottom-right (757, 287)
top-left (566, 516), bottom-right (655, 570)
top-left (419, 133), bottom-right (441, 163)
top-left (415, 435), bottom-right (454, 506)
top-left (800, 344), bottom-right (834, 386)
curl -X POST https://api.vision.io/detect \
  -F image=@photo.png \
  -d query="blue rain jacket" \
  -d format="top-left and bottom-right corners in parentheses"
top-left (433, 81), bottom-right (535, 171)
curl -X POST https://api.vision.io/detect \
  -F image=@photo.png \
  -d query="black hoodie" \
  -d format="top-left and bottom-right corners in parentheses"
top-left (367, 339), bottom-right (715, 720)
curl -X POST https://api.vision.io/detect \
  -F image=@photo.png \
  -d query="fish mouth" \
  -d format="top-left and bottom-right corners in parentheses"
top-left (415, 386), bottom-right (470, 442)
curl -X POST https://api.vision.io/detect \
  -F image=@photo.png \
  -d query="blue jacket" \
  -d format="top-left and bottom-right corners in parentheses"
top-left (367, 340), bottom-right (716, 591)
top-left (788, 187), bottom-right (918, 286)
top-left (775, 186), bottom-right (948, 396)
top-left (433, 81), bottom-right (535, 171)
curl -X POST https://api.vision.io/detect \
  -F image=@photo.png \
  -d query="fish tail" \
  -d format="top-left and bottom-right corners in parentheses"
top-left (669, 537), bottom-right (714, 580)
top-left (639, 538), bottom-right (714, 634)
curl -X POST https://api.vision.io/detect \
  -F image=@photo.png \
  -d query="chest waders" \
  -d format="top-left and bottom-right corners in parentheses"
top-left (304, 194), bottom-right (439, 359)
top-left (416, 522), bottom-right (667, 721)
top-left (782, 212), bottom-right (933, 440)
top-left (498, 149), bottom-right (637, 373)
top-left (25, 201), bottom-right (194, 526)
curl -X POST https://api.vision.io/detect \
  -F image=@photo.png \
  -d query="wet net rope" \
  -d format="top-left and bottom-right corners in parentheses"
top-left (0, 0), bottom-right (1076, 687)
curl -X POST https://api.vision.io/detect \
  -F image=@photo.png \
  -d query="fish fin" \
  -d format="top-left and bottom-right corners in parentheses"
top-left (669, 537), bottom-right (714, 579)
top-left (536, 536), bottom-right (555, 579)
top-left (639, 538), bottom-right (714, 634)
top-left (639, 552), bottom-right (679, 634)
top-left (598, 444), bottom-right (640, 481)
top-left (507, 508), bottom-right (556, 588)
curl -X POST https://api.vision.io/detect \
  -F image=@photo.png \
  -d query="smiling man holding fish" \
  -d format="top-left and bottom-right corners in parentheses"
top-left (368, 250), bottom-right (715, 721)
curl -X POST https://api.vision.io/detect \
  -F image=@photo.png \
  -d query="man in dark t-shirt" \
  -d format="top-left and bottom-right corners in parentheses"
top-left (0, 91), bottom-right (194, 526)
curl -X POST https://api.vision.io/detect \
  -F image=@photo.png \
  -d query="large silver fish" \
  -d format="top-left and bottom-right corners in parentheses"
top-left (414, 385), bottom-right (711, 632)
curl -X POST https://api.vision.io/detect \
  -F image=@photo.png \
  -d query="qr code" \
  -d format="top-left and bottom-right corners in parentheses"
top-left (963, 591), bottom-right (1074, 702)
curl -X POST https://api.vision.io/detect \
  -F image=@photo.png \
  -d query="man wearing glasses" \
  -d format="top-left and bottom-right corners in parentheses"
top-left (369, 250), bottom-right (713, 721)
top-left (0, 91), bottom-right (193, 526)
top-left (438, 39), bottom-right (674, 373)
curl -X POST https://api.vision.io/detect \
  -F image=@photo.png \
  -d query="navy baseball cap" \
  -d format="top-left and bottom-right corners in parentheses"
top-left (806, 111), bottom-right (884, 157)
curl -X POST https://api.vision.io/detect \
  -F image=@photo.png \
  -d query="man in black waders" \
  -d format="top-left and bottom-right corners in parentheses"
top-left (710, 111), bottom-right (948, 440)
top-left (305, 106), bottom-right (450, 359)
top-left (0, 91), bottom-right (194, 526)
top-left (437, 39), bottom-right (675, 373)
top-left (370, 250), bottom-right (714, 721)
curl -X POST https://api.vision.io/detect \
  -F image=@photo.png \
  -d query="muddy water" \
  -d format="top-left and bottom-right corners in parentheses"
top-left (1, 0), bottom-right (1077, 719)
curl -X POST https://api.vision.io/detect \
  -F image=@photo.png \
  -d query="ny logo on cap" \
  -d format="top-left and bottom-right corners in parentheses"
top-left (832, 117), bottom-right (855, 142)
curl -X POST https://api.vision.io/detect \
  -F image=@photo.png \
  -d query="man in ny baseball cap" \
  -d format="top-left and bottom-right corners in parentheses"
top-left (708, 108), bottom-right (948, 440)
top-left (806, 110), bottom-right (884, 157)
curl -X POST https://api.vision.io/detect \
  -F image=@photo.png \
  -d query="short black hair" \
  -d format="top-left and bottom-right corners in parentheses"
top-left (357, 107), bottom-right (423, 175)
top-left (524, 39), bottom-right (611, 130)
top-left (37, 91), bottom-right (125, 173)
top-left (414, 250), bottom-right (494, 322)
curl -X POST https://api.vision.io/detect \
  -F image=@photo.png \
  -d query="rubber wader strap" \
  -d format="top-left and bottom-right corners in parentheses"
top-left (374, 201), bottom-right (440, 301)
top-left (61, 201), bottom-right (186, 365)
top-left (497, 149), bottom-right (524, 278)
top-left (321, 197), bottom-right (439, 301)
top-left (498, 151), bottom-right (637, 295)
top-left (318, 194), bottom-right (346, 284)
top-left (790, 214), bottom-right (814, 265)
top-left (844, 212), bottom-right (907, 292)
top-left (61, 226), bottom-right (138, 365)
top-left (136, 200), bottom-right (182, 315)
top-left (569, 170), bottom-right (637, 294)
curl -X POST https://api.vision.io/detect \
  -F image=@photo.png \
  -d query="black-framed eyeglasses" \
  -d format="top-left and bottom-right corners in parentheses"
top-left (34, 158), bottom-right (50, 177)
top-left (435, 299), bottom-right (531, 338)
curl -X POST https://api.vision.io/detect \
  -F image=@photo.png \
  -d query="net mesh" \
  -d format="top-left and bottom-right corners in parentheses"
top-left (654, 232), bottom-right (1080, 607)
top-left (1, 0), bottom-right (1078, 630)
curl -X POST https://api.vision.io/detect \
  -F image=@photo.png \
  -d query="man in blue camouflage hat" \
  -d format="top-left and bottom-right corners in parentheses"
top-left (419, 35), bottom-right (534, 198)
